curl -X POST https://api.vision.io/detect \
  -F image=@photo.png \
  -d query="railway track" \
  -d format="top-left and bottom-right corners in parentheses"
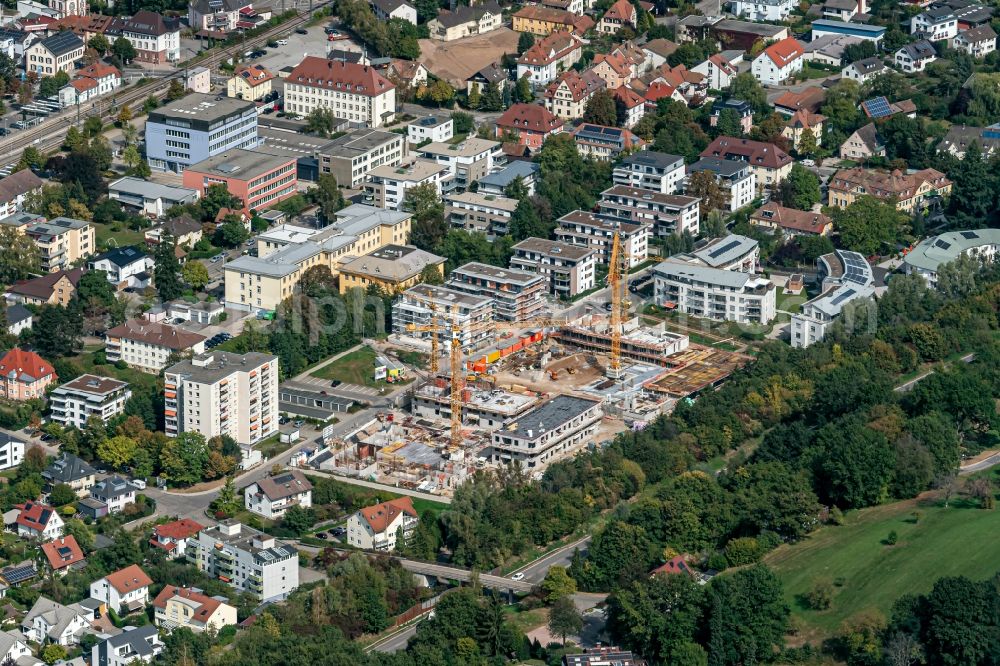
top-left (0, 3), bottom-right (332, 164)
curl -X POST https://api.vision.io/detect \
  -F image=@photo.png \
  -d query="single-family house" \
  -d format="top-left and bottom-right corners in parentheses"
top-left (839, 122), bottom-right (884, 160)
top-left (841, 56), bottom-right (886, 83)
top-left (894, 40), bottom-right (936, 72)
top-left (152, 586), bottom-right (237, 633)
top-left (597, 0), bottom-right (637, 34)
top-left (42, 453), bottom-right (96, 497)
top-left (369, 0), bottom-right (417, 23)
top-left (91, 624), bottom-right (164, 666)
top-left (750, 201), bottom-right (832, 237)
top-left (5, 267), bottom-right (83, 307)
top-left (953, 24), bottom-right (997, 58)
top-left (243, 470), bottom-right (313, 519)
top-left (751, 37), bottom-right (804, 85)
top-left (544, 70), bottom-right (605, 121)
top-left (911, 7), bottom-right (958, 40)
top-left (2, 304), bottom-right (32, 337)
top-left (87, 246), bottom-right (152, 289)
top-left (782, 110), bottom-right (826, 151)
top-left (40, 536), bottom-right (86, 575)
top-left (89, 564), bottom-right (153, 615)
top-left (346, 496), bottom-right (418, 551)
top-left (692, 52), bottom-right (739, 90)
top-left (495, 103), bottom-right (564, 151)
top-left (466, 62), bottom-right (508, 96)
top-left (149, 519), bottom-right (204, 559)
top-left (0, 348), bottom-right (56, 402)
top-left (90, 476), bottom-right (137, 514)
top-left (22, 597), bottom-right (91, 646)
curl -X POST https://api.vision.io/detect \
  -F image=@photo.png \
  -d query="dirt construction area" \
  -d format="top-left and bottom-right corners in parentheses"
top-left (418, 28), bottom-right (520, 86)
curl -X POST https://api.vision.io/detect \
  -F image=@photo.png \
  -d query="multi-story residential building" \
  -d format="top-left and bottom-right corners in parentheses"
top-left (16, 501), bottom-right (64, 540)
top-left (700, 136), bottom-right (793, 190)
top-left (751, 37), bottom-right (804, 85)
top-left (445, 262), bottom-right (545, 322)
top-left (346, 497), bottom-right (418, 551)
top-left (0, 169), bottom-right (43, 219)
top-left (791, 249), bottom-right (875, 347)
top-left (545, 70), bottom-right (605, 121)
top-left (182, 149), bottom-right (297, 212)
top-left (22, 597), bottom-right (90, 646)
top-left (42, 453), bottom-right (96, 497)
top-left (953, 24), bottom-right (997, 57)
top-left (188, 521), bottom-right (299, 601)
top-left (517, 30), bottom-right (585, 86)
top-left (92, 624), bottom-right (164, 666)
top-left (691, 52), bottom-right (739, 89)
top-left (902, 228), bottom-right (1000, 288)
top-left (569, 124), bottom-right (646, 161)
top-left (412, 378), bottom-right (538, 429)
top-left (614, 85), bottom-right (646, 129)
top-left (613, 151), bottom-right (685, 194)
top-left (894, 39), bottom-right (936, 72)
top-left (408, 115), bottom-right (454, 145)
top-left (25, 31), bottom-right (83, 76)
top-left (227, 63), bottom-right (274, 101)
top-left (364, 159), bottom-right (450, 209)
top-left (590, 52), bottom-right (636, 90)
top-left (710, 98), bottom-right (754, 135)
top-left (427, 1), bottom-right (502, 41)
top-left (597, 185), bottom-right (700, 237)
top-left (444, 192), bottom-right (519, 239)
top-left (555, 210), bottom-right (650, 267)
top-left (512, 5), bottom-right (593, 36)
top-left (466, 62), bottom-right (508, 97)
top-left (188, 0), bottom-right (257, 33)
top-left (315, 128), bottom-right (407, 188)
top-left (149, 519), bottom-right (204, 559)
top-left (109, 178), bottom-right (199, 218)
top-left (416, 138), bottom-right (501, 192)
top-left (105, 319), bottom-right (207, 374)
top-left (0, 434), bottom-right (24, 471)
top-left (106, 10), bottom-right (179, 64)
top-left (510, 237), bottom-right (597, 298)
top-left (58, 61), bottom-right (122, 107)
top-left (911, 7), bottom-right (958, 39)
top-left (842, 56), bottom-right (887, 83)
top-left (3, 304), bottom-right (32, 337)
top-left (284, 57), bottom-right (395, 127)
top-left (49, 0), bottom-right (88, 18)
top-left (88, 246), bottom-right (152, 289)
top-left (337, 244), bottom-right (445, 294)
top-left (653, 258), bottom-right (776, 324)
top-left (750, 202), bottom-right (832, 238)
top-left (243, 470), bottom-right (313, 519)
top-left (686, 157), bottom-right (756, 212)
top-left (495, 103), bottom-right (564, 151)
top-left (145, 93), bottom-right (258, 173)
top-left (392, 285), bottom-right (495, 350)
top-left (839, 122), bottom-right (884, 160)
top-left (782, 109), bottom-right (826, 151)
top-left (489, 395), bottom-right (603, 469)
top-left (730, 0), bottom-right (796, 21)
top-left (478, 161), bottom-right (541, 196)
top-left (225, 205), bottom-right (411, 312)
top-left (90, 476), bottom-right (138, 514)
top-left (24, 217), bottom-right (94, 273)
top-left (689, 233), bottom-right (759, 272)
top-left (598, 0), bottom-right (637, 33)
top-left (152, 586), bottom-right (237, 633)
top-left (90, 564), bottom-right (151, 615)
top-left (828, 167), bottom-right (952, 213)
top-left (0, 348), bottom-right (56, 402)
top-left (49, 375), bottom-right (131, 429)
top-left (164, 351), bottom-right (278, 451)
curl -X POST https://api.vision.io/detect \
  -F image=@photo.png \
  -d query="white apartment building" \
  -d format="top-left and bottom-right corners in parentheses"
top-left (392, 285), bottom-right (495, 351)
top-left (554, 210), bottom-right (650, 267)
top-left (612, 151), bottom-right (686, 194)
top-left (164, 352), bottom-right (279, 452)
top-left (791, 250), bottom-right (875, 347)
top-left (364, 159), bottom-right (450, 210)
top-left (107, 10), bottom-right (180, 64)
top-left (598, 185), bottom-right (701, 238)
top-left (315, 128), bottom-right (408, 188)
top-left (510, 238), bottom-right (597, 298)
top-left (105, 320), bottom-right (207, 374)
top-left (90, 476), bottom-right (138, 514)
top-left (188, 521), bottom-right (299, 601)
top-left (953, 25), bottom-right (997, 58)
top-left (0, 434), bottom-right (24, 472)
top-left (685, 157), bottom-right (756, 212)
top-left (911, 8), bottom-right (957, 40)
top-left (243, 470), bottom-right (313, 519)
top-left (284, 57), bottom-right (396, 127)
top-left (902, 228), bottom-right (1000, 288)
top-left (730, 0), bottom-right (795, 22)
top-left (653, 258), bottom-right (776, 325)
top-left (444, 192), bottom-right (519, 239)
top-left (49, 375), bottom-right (131, 429)
top-left (751, 37), bottom-right (804, 85)
top-left (89, 565), bottom-right (152, 615)
top-left (445, 262), bottom-right (545, 322)
top-left (408, 115), bottom-right (454, 145)
top-left (417, 138), bottom-right (501, 192)
top-left (346, 497), bottom-right (418, 551)
top-left (412, 379), bottom-right (538, 428)
top-left (92, 624), bottom-right (164, 666)
top-left (516, 30), bottom-right (584, 86)
top-left (489, 395), bottom-right (603, 470)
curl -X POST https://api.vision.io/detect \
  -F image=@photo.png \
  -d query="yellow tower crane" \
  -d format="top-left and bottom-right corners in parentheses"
top-left (607, 228), bottom-right (629, 380)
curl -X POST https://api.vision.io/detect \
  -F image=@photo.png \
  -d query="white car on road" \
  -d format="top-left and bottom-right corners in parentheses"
top-left (510, 572), bottom-right (525, 581)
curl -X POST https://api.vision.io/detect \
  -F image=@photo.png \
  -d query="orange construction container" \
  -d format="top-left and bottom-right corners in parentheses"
top-left (472, 362), bottom-right (487, 373)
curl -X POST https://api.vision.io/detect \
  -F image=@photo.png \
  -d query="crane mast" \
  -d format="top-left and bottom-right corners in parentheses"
top-left (607, 229), bottom-right (628, 380)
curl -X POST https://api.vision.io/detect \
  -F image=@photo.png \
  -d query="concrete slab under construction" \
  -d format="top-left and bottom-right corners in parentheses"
top-left (645, 346), bottom-right (751, 398)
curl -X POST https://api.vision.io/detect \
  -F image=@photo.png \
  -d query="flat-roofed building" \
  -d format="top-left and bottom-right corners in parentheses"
top-left (337, 244), bottom-right (445, 294)
top-left (363, 159), bottom-right (450, 210)
top-left (187, 521), bottom-right (298, 601)
top-left (25, 217), bottom-right (95, 273)
top-left (902, 228), bottom-right (1000, 288)
top-left (612, 151), bottom-right (685, 195)
top-left (554, 210), bottom-right (650, 267)
top-left (652, 258), bottom-right (776, 324)
top-left (416, 138), bottom-right (501, 192)
top-left (108, 177), bottom-right (199, 217)
top-left (182, 149), bottom-right (297, 212)
top-left (145, 93), bottom-right (259, 173)
top-left (510, 237), bottom-right (597, 298)
top-left (685, 157), bottom-right (756, 212)
top-left (489, 394), bottom-right (603, 469)
top-left (444, 191), bottom-right (519, 239)
top-left (314, 129), bottom-right (407, 188)
top-left (597, 185), bottom-right (700, 237)
top-left (791, 249), bottom-right (875, 347)
top-left (691, 233), bottom-right (759, 272)
top-left (49, 375), bottom-right (131, 429)
top-left (446, 262), bottom-right (545, 321)
top-left (392, 284), bottom-right (495, 350)
top-left (407, 115), bottom-right (454, 145)
top-left (164, 351), bottom-right (278, 451)
top-left (413, 377), bottom-right (538, 428)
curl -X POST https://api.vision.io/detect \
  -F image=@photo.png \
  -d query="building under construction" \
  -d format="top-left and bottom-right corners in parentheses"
top-left (557, 314), bottom-right (690, 366)
top-left (645, 346), bottom-right (751, 399)
top-left (412, 377), bottom-right (541, 429)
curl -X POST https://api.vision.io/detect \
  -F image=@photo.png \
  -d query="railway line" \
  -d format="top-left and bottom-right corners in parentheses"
top-left (0, 3), bottom-right (332, 165)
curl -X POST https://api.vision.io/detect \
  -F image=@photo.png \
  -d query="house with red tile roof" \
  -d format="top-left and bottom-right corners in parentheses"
top-left (495, 103), bottom-right (564, 151)
top-left (782, 109), bottom-right (826, 151)
top-left (750, 202), bottom-right (832, 237)
top-left (751, 36), bottom-right (805, 85)
top-left (346, 496), bottom-right (418, 551)
top-left (614, 85), bottom-right (646, 128)
top-left (700, 136), bottom-right (795, 189)
top-left (89, 564), bottom-right (153, 614)
top-left (544, 70), bottom-right (605, 120)
top-left (598, 0), bottom-right (638, 33)
top-left (0, 348), bottom-right (57, 401)
top-left (153, 586), bottom-right (237, 632)
top-left (58, 61), bottom-right (121, 107)
top-left (650, 555), bottom-right (696, 579)
top-left (517, 30), bottom-right (585, 85)
top-left (692, 52), bottom-right (740, 89)
top-left (149, 519), bottom-right (204, 559)
top-left (227, 63), bottom-right (275, 101)
top-left (773, 86), bottom-right (826, 116)
top-left (40, 536), bottom-right (86, 575)
top-left (590, 51), bottom-right (635, 89)
top-left (16, 501), bottom-right (63, 541)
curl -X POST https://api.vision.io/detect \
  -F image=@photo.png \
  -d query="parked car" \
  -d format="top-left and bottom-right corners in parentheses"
top-left (210, 254), bottom-right (225, 263)
top-left (132, 479), bottom-right (147, 490)
top-left (330, 380), bottom-right (342, 387)
top-left (295, 27), bottom-right (308, 34)
top-left (511, 572), bottom-right (525, 581)
top-left (331, 527), bottom-right (346, 537)
top-left (276, 38), bottom-right (288, 45)
top-left (293, 419), bottom-right (305, 427)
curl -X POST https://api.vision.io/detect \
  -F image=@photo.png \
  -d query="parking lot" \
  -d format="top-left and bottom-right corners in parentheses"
top-left (293, 375), bottom-right (386, 398)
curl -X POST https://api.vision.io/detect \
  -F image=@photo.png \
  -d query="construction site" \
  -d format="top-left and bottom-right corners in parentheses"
top-left (297, 231), bottom-right (753, 495)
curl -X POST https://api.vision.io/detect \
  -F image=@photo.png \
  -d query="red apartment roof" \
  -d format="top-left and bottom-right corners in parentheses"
top-left (519, 30), bottom-right (582, 67)
top-left (773, 86), bottom-right (826, 113)
top-left (286, 57), bottom-right (394, 96)
top-left (104, 564), bottom-right (153, 594)
top-left (151, 518), bottom-right (204, 550)
top-left (152, 586), bottom-right (224, 621)
top-left (602, 0), bottom-right (637, 23)
top-left (614, 85), bottom-right (645, 109)
top-left (701, 136), bottom-right (793, 170)
top-left (68, 78), bottom-right (97, 92)
top-left (496, 103), bottom-right (563, 134)
top-left (0, 348), bottom-right (56, 384)
top-left (593, 52), bottom-right (632, 78)
top-left (76, 62), bottom-right (121, 80)
top-left (41, 536), bottom-right (85, 571)
top-left (751, 202), bottom-right (832, 234)
top-left (544, 70), bottom-right (604, 102)
top-left (105, 319), bottom-right (206, 351)
top-left (762, 37), bottom-right (804, 68)
top-left (360, 496), bottom-right (417, 533)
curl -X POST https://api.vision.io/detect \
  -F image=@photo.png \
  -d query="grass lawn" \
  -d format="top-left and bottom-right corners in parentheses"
top-left (256, 434), bottom-right (293, 459)
top-left (310, 346), bottom-right (412, 388)
top-left (504, 606), bottom-right (548, 636)
top-left (766, 485), bottom-right (1000, 640)
top-left (393, 350), bottom-right (428, 370)
top-left (776, 290), bottom-right (805, 314)
top-left (410, 497), bottom-right (450, 516)
top-left (71, 350), bottom-right (160, 392)
top-left (93, 222), bottom-right (147, 251)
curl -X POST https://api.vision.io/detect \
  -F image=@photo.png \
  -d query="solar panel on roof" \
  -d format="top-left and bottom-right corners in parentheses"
top-left (2, 565), bottom-right (36, 584)
top-left (960, 231), bottom-right (980, 239)
top-left (707, 239), bottom-right (741, 259)
top-left (935, 239), bottom-right (952, 250)
top-left (862, 96), bottom-right (892, 118)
